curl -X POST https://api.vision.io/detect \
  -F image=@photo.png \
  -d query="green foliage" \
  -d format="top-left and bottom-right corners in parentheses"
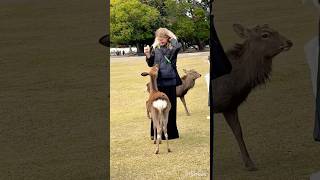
top-left (165, 0), bottom-right (209, 49)
top-left (111, 0), bottom-right (160, 45)
top-left (111, 0), bottom-right (210, 50)
top-left (174, 17), bottom-right (195, 42)
top-left (193, 7), bottom-right (209, 42)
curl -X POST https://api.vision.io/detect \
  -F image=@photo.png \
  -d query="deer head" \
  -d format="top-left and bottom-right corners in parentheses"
top-left (141, 64), bottom-right (159, 77)
top-left (233, 23), bottom-right (293, 59)
top-left (183, 69), bottom-right (202, 80)
top-left (142, 64), bottom-right (160, 92)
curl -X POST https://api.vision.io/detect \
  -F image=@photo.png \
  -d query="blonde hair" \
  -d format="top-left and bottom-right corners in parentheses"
top-left (152, 28), bottom-right (177, 48)
top-left (155, 28), bottom-right (170, 38)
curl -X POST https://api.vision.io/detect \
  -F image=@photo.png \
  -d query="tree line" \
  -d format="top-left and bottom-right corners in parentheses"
top-left (110, 0), bottom-right (210, 54)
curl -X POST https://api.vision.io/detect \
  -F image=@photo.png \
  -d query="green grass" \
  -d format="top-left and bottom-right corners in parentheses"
top-left (0, 1), bottom-right (108, 179)
top-left (110, 53), bottom-right (210, 179)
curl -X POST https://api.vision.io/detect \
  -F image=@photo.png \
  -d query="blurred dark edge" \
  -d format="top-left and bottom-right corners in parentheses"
top-left (99, 34), bottom-right (110, 47)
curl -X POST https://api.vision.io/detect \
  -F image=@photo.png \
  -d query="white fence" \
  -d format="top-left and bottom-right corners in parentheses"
top-left (110, 47), bottom-right (137, 56)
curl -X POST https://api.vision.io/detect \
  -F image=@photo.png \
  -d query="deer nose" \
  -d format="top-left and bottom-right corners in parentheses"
top-left (286, 40), bottom-right (293, 47)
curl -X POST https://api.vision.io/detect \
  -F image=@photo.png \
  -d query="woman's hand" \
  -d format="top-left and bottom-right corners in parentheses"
top-left (166, 29), bottom-right (177, 41)
top-left (152, 38), bottom-right (159, 48)
top-left (144, 45), bottom-right (151, 58)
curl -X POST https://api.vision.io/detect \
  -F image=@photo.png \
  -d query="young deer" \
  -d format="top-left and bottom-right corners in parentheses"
top-left (141, 64), bottom-right (172, 154)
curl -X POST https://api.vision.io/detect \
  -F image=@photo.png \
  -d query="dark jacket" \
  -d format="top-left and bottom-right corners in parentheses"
top-left (146, 39), bottom-right (182, 87)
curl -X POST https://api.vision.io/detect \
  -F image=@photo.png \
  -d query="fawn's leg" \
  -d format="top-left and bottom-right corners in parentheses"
top-left (180, 96), bottom-right (190, 116)
top-left (163, 110), bottom-right (171, 152)
top-left (146, 101), bottom-right (150, 119)
top-left (151, 110), bottom-right (158, 143)
top-left (155, 124), bottom-right (162, 154)
top-left (153, 120), bottom-right (157, 144)
top-left (223, 110), bottom-right (257, 171)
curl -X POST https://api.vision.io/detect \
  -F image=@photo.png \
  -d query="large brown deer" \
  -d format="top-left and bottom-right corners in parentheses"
top-left (142, 64), bottom-right (172, 154)
top-left (212, 24), bottom-right (293, 171)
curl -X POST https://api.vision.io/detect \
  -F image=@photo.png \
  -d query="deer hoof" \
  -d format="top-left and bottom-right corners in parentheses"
top-left (154, 149), bottom-right (159, 154)
top-left (153, 140), bottom-right (156, 144)
top-left (246, 166), bottom-right (258, 171)
top-left (245, 162), bottom-right (258, 171)
top-left (168, 148), bottom-right (171, 153)
top-left (159, 140), bottom-right (162, 144)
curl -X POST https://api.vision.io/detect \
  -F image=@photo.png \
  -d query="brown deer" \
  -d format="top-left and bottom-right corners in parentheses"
top-left (176, 69), bottom-right (202, 116)
top-left (146, 69), bottom-right (201, 116)
top-left (212, 24), bottom-right (293, 171)
top-left (141, 64), bottom-right (172, 154)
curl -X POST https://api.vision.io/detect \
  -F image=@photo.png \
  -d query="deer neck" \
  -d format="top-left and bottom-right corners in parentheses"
top-left (241, 50), bottom-right (272, 88)
top-left (183, 76), bottom-right (195, 90)
top-left (149, 75), bottom-right (158, 92)
top-left (229, 42), bottom-right (272, 89)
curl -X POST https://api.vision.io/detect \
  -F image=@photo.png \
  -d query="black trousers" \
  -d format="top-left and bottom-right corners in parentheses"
top-left (150, 85), bottom-right (179, 140)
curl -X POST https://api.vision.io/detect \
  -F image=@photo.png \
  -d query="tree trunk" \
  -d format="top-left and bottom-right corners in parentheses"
top-left (197, 40), bottom-right (205, 51)
top-left (129, 45), bottom-right (132, 53)
top-left (181, 41), bottom-right (186, 52)
top-left (136, 43), bottom-right (144, 56)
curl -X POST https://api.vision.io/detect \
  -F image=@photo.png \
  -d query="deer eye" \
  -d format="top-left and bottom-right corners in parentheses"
top-left (261, 33), bottom-right (269, 38)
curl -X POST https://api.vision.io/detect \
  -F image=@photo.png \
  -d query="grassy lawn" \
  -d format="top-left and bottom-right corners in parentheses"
top-left (110, 53), bottom-right (210, 179)
top-left (0, 1), bottom-right (108, 179)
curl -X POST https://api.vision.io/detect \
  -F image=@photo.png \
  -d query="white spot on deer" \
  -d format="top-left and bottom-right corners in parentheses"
top-left (152, 99), bottom-right (167, 111)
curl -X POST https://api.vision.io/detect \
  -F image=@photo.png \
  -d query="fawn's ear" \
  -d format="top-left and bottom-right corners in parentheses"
top-left (233, 24), bottom-right (248, 39)
top-left (141, 72), bottom-right (149, 76)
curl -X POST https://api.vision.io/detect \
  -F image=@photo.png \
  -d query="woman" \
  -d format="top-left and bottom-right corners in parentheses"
top-left (144, 28), bottom-right (182, 140)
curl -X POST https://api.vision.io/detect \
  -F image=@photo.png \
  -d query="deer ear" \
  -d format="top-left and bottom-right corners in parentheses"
top-left (141, 72), bottom-right (149, 76)
top-left (233, 24), bottom-right (248, 39)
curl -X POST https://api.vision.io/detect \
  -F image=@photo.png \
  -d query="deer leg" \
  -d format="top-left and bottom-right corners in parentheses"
top-left (163, 126), bottom-right (170, 153)
top-left (155, 123), bottom-right (162, 154)
top-left (180, 96), bottom-right (190, 116)
top-left (153, 122), bottom-right (156, 144)
top-left (152, 124), bottom-right (161, 144)
top-left (146, 101), bottom-right (150, 119)
top-left (147, 110), bottom-right (151, 119)
top-left (223, 110), bottom-right (257, 171)
top-left (147, 102), bottom-right (152, 120)
top-left (163, 111), bottom-right (171, 152)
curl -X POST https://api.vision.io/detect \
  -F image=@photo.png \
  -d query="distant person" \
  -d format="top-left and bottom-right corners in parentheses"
top-left (122, 50), bottom-right (125, 56)
top-left (144, 28), bottom-right (182, 140)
